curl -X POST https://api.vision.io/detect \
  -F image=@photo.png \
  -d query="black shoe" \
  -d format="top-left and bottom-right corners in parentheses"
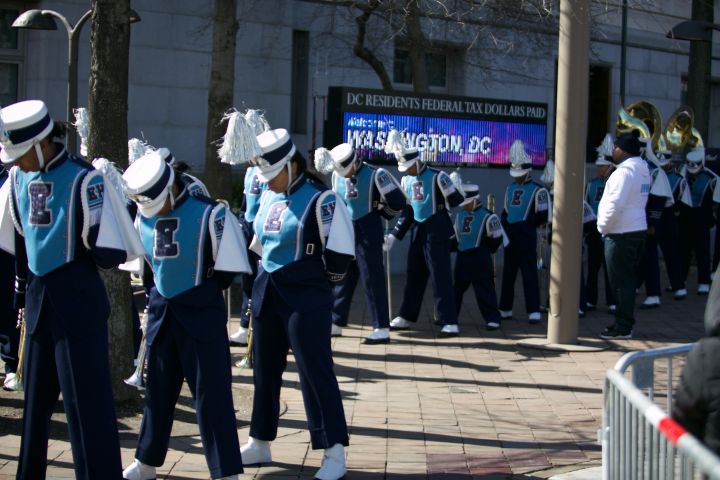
top-left (433, 318), bottom-right (443, 326)
top-left (599, 326), bottom-right (633, 340)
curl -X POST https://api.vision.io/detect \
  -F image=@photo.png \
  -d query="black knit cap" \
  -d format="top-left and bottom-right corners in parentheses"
top-left (614, 130), bottom-right (641, 156)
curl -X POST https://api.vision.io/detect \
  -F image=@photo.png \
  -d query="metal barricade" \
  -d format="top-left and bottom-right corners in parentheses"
top-left (602, 344), bottom-right (720, 479)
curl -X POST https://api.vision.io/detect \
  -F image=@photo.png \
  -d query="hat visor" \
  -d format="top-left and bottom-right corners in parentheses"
top-left (460, 195), bottom-right (478, 207)
top-left (255, 159), bottom-right (288, 183)
top-left (137, 193), bottom-right (170, 218)
top-left (510, 167), bottom-right (531, 178)
top-left (334, 161), bottom-right (355, 178)
top-left (397, 159), bottom-right (417, 173)
top-left (0, 142), bottom-right (34, 165)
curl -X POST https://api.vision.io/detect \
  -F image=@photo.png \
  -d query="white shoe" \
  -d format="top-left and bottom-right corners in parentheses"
top-left (314, 443), bottom-right (347, 480)
top-left (486, 321), bottom-right (500, 330)
top-left (699, 284), bottom-right (710, 295)
top-left (640, 296), bottom-right (660, 309)
top-left (2, 373), bottom-right (20, 392)
top-left (240, 437), bottom-right (272, 465)
top-left (439, 324), bottom-right (459, 338)
top-left (499, 310), bottom-right (513, 319)
top-left (609, 304), bottom-right (617, 313)
top-left (674, 288), bottom-right (687, 300)
top-left (122, 459), bottom-right (156, 480)
top-left (363, 328), bottom-right (390, 344)
top-left (229, 326), bottom-right (248, 345)
top-left (331, 324), bottom-right (343, 337)
top-left (528, 312), bottom-right (541, 324)
top-left (215, 476), bottom-right (239, 480)
top-left (389, 317), bottom-right (412, 330)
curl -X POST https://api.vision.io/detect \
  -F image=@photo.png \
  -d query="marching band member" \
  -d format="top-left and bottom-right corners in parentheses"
top-left (585, 135), bottom-right (617, 312)
top-left (383, 130), bottom-right (464, 337)
top-left (121, 150), bottom-right (250, 480)
top-left (315, 143), bottom-right (406, 344)
top-left (679, 148), bottom-right (719, 295)
top-left (0, 100), bottom-right (139, 479)
top-left (659, 151), bottom-right (691, 299)
top-left (498, 140), bottom-right (550, 324)
top-left (637, 139), bottom-right (674, 309)
top-left (231, 128), bottom-right (354, 480)
top-left (0, 165), bottom-right (20, 391)
top-left (450, 174), bottom-right (506, 330)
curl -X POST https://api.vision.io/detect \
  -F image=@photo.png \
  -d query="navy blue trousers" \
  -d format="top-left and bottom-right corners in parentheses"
top-left (250, 283), bottom-right (348, 449)
top-left (453, 248), bottom-right (501, 324)
top-left (499, 230), bottom-right (540, 314)
top-left (640, 232), bottom-right (661, 297)
top-left (585, 230), bottom-right (615, 306)
top-left (332, 220), bottom-right (389, 329)
top-left (679, 215), bottom-right (712, 285)
top-left (658, 209), bottom-right (685, 291)
top-left (0, 250), bottom-right (19, 373)
top-left (136, 314), bottom-right (242, 478)
top-left (17, 297), bottom-right (121, 480)
top-left (397, 225), bottom-right (457, 325)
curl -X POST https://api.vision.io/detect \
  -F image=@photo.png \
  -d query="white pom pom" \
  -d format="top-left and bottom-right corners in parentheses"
top-left (540, 159), bottom-right (555, 186)
top-left (384, 129), bottom-right (407, 160)
top-left (0, 109), bottom-right (8, 143)
top-left (218, 110), bottom-right (263, 166)
top-left (244, 109), bottom-right (271, 135)
top-left (509, 140), bottom-right (531, 166)
top-left (449, 171), bottom-right (466, 197)
top-left (92, 157), bottom-right (129, 201)
top-left (74, 108), bottom-right (89, 157)
top-left (314, 147), bottom-right (335, 174)
top-left (128, 138), bottom-right (150, 165)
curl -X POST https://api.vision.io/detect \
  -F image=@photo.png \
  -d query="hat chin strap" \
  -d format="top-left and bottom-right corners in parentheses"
top-left (34, 142), bottom-right (45, 169)
top-left (284, 162), bottom-right (293, 194)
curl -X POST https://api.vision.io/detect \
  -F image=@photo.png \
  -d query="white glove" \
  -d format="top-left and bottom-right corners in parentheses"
top-left (383, 234), bottom-right (396, 252)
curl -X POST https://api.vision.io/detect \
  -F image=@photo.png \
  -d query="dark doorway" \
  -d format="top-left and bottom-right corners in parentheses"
top-left (587, 65), bottom-right (611, 162)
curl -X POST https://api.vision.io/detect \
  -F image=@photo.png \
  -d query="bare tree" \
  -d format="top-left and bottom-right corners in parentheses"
top-left (203, 0), bottom-right (239, 200)
top-left (87, 0), bottom-right (136, 403)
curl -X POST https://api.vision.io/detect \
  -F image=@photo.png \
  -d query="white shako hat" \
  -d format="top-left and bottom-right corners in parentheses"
top-left (595, 133), bottom-right (614, 166)
top-left (0, 100), bottom-right (54, 165)
top-left (253, 128), bottom-right (296, 182)
top-left (509, 139), bottom-right (532, 177)
top-left (122, 150), bottom-right (175, 218)
top-left (686, 147), bottom-right (706, 174)
top-left (384, 129), bottom-right (420, 172)
top-left (449, 171), bottom-right (479, 207)
top-left (330, 143), bottom-right (359, 176)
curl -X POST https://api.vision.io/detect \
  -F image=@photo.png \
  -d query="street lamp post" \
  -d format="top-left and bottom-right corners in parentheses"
top-left (12, 8), bottom-right (141, 153)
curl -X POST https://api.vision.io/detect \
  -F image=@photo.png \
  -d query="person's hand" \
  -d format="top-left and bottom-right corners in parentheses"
top-left (383, 234), bottom-right (396, 252)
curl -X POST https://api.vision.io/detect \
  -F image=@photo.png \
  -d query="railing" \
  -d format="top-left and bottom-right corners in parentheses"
top-left (602, 344), bottom-right (720, 479)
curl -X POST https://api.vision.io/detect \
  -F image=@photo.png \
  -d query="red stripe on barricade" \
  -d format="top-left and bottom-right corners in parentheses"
top-left (658, 417), bottom-right (688, 446)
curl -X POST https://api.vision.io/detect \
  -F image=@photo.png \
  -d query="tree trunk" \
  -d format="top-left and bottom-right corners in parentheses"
top-left (88, 0), bottom-right (136, 404)
top-left (687, 0), bottom-right (714, 143)
top-left (203, 0), bottom-right (239, 200)
top-left (353, 0), bottom-right (393, 91)
top-left (406, 0), bottom-right (428, 93)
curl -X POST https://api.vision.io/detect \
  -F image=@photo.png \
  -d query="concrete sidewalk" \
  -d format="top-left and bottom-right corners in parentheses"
top-left (0, 272), bottom-right (708, 479)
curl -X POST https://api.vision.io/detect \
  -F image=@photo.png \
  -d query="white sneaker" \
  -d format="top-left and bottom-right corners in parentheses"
top-left (363, 328), bottom-right (390, 344)
top-left (699, 284), bottom-right (710, 295)
top-left (674, 288), bottom-right (687, 300)
top-left (439, 324), bottom-right (459, 338)
top-left (486, 321), bottom-right (500, 330)
top-left (528, 312), bottom-right (542, 324)
top-left (640, 296), bottom-right (660, 309)
top-left (499, 310), bottom-right (513, 319)
top-left (609, 304), bottom-right (617, 313)
top-left (314, 443), bottom-right (347, 480)
top-left (229, 326), bottom-right (248, 345)
top-left (2, 373), bottom-right (20, 392)
top-left (389, 317), bottom-right (412, 330)
top-left (331, 324), bottom-right (343, 337)
top-left (240, 437), bottom-right (272, 465)
top-left (122, 459), bottom-right (156, 480)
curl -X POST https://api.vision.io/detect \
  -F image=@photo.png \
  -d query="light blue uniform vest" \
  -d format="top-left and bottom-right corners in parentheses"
top-left (243, 166), bottom-right (266, 223)
top-left (455, 207), bottom-right (493, 252)
top-left (11, 157), bottom-right (98, 276)
top-left (254, 180), bottom-right (334, 273)
top-left (585, 177), bottom-right (607, 215)
top-left (689, 171), bottom-right (713, 208)
top-left (139, 195), bottom-right (220, 298)
top-left (504, 181), bottom-right (544, 224)
top-left (402, 167), bottom-right (448, 222)
top-left (332, 163), bottom-right (377, 221)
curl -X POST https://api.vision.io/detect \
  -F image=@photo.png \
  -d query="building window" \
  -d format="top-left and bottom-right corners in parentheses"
top-left (0, 7), bottom-right (22, 106)
top-left (393, 48), bottom-right (447, 88)
top-left (291, 30), bottom-right (309, 134)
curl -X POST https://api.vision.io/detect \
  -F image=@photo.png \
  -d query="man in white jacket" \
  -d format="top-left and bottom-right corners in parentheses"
top-left (597, 130), bottom-right (651, 339)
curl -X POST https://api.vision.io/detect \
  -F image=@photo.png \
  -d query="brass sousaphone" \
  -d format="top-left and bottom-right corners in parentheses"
top-left (664, 105), bottom-right (704, 156)
top-left (615, 100), bottom-right (664, 150)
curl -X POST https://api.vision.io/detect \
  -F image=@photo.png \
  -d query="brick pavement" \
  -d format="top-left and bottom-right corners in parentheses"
top-left (0, 271), bottom-right (708, 479)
